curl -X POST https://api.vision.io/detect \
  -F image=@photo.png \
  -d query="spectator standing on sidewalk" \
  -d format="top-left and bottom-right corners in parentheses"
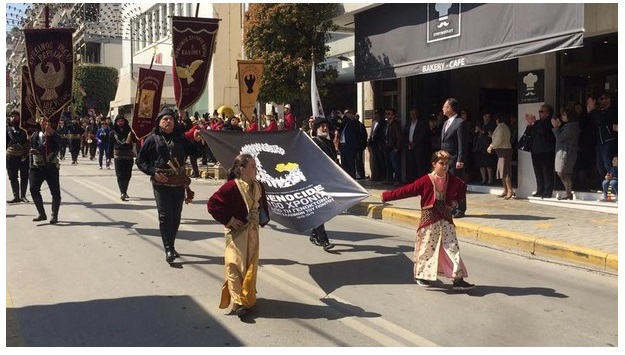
top-left (524, 104), bottom-right (556, 198)
top-left (440, 98), bottom-right (468, 218)
top-left (600, 155), bottom-right (617, 202)
top-left (381, 150), bottom-right (475, 291)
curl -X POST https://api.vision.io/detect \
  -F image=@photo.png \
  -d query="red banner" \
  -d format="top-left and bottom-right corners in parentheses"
top-left (172, 16), bottom-right (219, 111)
top-left (23, 28), bottom-right (74, 129)
top-left (20, 66), bottom-right (40, 134)
top-left (132, 67), bottom-right (166, 139)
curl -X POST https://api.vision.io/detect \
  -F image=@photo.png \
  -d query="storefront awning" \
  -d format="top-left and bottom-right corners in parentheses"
top-left (354, 3), bottom-right (584, 82)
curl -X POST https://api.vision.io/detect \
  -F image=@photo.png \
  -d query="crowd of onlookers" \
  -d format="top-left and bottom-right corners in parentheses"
top-left (296, 91), bottom-right (617, 202)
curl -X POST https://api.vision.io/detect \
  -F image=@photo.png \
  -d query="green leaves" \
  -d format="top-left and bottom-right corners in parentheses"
top-left (72, 65), bottom-right (118, 116)
top-left (244, 4), bottom-right (339, 104)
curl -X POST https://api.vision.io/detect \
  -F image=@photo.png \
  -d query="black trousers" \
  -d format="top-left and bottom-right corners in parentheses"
top-left (531, 151), bottom-right (556, 195)
top-left (152, 184), bottom-right (185, 250)
top-left (368, 145), bottom-right (386, 181)
top-left (7, 155), bottom-right (29, 199)
top-left (114, 158), bottom-right (134, 195)
top-left (355, 149), bottom-right (366, 178)
top-left (29, 164), bottom-right (61, 218)
top-left (311, 224), bottom-right (329, 243)
top-left (449, 156), bottom-right (466, 213)
top-left (69, 139), bottom-right (81, 162)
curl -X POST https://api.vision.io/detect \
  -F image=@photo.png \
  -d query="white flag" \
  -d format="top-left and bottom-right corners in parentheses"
top-left (310, 62), bottom-right (325, 120)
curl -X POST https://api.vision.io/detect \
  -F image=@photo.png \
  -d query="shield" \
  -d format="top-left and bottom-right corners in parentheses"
top-left (217, 105), bottom-right (234, 117)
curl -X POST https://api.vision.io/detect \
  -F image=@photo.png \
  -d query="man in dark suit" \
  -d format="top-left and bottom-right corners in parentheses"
top-left (441, 98), bottom-right (469, 218)
top-left (368, 109), bottom-right (387, 181)
top-left (404, 108), bottom-right (432, 182)
top-left (338, 109), bottom-right (361, 179)
top-left (384, 108), bottom-right (403, 186)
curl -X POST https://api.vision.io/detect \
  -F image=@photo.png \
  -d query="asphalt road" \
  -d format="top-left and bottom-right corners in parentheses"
top-left (5, 160), bottom-right (618, 347)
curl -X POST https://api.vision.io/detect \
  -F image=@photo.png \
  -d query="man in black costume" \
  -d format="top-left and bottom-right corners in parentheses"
top-left (28, 116), bottom-right (63, 224)
top-left (309, 116), bottom-right (337, 251)
top-left (6, 111), bottom-right (30, 203)
top-left (136, 108), bottom-right (200, 263)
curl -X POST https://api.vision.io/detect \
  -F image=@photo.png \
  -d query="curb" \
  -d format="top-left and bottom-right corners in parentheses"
top-left (348, 202), bottom-right (618, 273)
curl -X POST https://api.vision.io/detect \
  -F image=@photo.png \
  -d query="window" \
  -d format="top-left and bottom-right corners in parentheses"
top-left (84, 42), bottom-right (101, 64)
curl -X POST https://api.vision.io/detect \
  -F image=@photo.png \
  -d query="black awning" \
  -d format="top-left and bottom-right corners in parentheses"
top-left (354, 3), bottom-right (584, 82)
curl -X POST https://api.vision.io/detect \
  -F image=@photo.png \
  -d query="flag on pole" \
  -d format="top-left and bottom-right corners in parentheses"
top-left (172, 16), bottom-right (219, 111)
top-left (310, 62), bottom-right (325, 120)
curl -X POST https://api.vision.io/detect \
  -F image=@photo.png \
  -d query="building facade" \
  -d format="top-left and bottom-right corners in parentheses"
top-left (336, 3), bottom-right (617, 199)
top-left (110, 3), bottom-right (244, 120)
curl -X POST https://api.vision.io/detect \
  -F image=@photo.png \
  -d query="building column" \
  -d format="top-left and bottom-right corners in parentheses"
top-left (517, 53), bottom-right (557, 198)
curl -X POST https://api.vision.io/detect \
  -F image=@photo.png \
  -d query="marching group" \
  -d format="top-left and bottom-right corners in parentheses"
top-left (8, 91), bottom-right (616, 319)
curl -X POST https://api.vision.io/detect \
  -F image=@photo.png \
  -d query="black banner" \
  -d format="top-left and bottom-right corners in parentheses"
top-left (132, 67), bottom-right (166, 139)
top-left (23, 28), bottom-right (75, 129)
top-left (172, 16), bottom-right (219, 111)
top-left (199, 130), bottom-right (370, 232)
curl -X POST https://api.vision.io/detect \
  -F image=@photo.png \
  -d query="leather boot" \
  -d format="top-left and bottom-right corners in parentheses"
top-left (165, 246), bottom-right (176, 263)
top-left (31, 193), bottom-right (47, 221)
top-left (309, 229), bottom-right (322, 246)
top-left (50, 198), bottom-right (60, 224)
top-left (9, 180), bottom-right (20, 203)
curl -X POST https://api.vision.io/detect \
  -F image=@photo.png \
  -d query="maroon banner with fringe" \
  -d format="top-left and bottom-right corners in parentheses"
top-left (172, 16), bottom-right (219, 111)
top-left (20, 66), bottom-right (40, 134)
top-left (23, 28), bottom-right (74, 129)
top-left (132, 67), bottom-right (166, 139)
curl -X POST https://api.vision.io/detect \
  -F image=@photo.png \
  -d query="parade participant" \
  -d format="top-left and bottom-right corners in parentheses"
top-left (28, 116), bottom-right (63, 224)
top-left (207, 154), bottom-right (270, 318)
top-left (66, 117), bottom-right (84, 164)
top-left (57, 119), bottom-right (68, 161)
top-left (109, 115), bottom-right (137, 200)
top-left (6, 111), bottom-right (30, 203)
top-left (381, 150), bottom-right (475, 291)
top-left (309, 116), bottom-right (336, 251)
top-left (136, 107), bottom-right (200, 263)
top-left (283, 104), bottom-right (295, 131)
top-left (246, 114), bottom-right (259, 132)
top-left (264, 112), bottom-right (279, 132)
top-left (95, 121), bottom-right (111, 169)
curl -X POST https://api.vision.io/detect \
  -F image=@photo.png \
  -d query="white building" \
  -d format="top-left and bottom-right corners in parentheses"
top-left (111, 3), bottom-right (245, 119)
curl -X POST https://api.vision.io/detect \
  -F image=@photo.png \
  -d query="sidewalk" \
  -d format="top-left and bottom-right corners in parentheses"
top-left (349, 180), bottom-right (618, 273)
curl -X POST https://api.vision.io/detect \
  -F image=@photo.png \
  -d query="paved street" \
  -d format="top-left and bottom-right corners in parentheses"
top-left (5, 159), bottom-right (618, 347)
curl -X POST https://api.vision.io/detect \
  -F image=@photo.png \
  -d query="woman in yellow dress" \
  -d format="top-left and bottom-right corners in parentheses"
top-left (207, 154), bottom-right (270, 317)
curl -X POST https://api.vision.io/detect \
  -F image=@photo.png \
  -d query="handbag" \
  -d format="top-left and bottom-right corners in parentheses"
top-left (517, 132), bottom-right (533, 152)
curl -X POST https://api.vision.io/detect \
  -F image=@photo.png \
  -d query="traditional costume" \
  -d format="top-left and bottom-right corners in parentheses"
top-left (382, 172), bottom-right (469, 281)
top-left (207, 178), bottom-right (270, 312)
top-left (136, 108), bottom-right (199, 263)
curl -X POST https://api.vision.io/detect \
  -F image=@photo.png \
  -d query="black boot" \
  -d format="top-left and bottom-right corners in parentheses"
top-left (9, 180), bottom-right (21, 203)
top-left (309, 229), bottom-right (322, 246)
top-left (318, 228), bottom-right (335, 251)
top-left (165, 246), bottom-right (176, 263)
top-left (31, 193), bottom-right (47, 222)
top-left (50, 198), bottom-right (60, 224)
top-left (7, 196), bottom-right (21, 204)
